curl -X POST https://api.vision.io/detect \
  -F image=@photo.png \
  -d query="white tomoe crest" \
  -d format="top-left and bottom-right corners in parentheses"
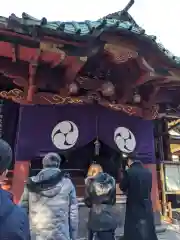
top-left (114, 127), bottom-right (136, 153)
top-left (51, 121), bottom-right (79, 150)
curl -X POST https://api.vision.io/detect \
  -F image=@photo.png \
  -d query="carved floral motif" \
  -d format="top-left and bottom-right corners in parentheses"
top-left (40, 94), bottom-right (84, 104)
top-left (143, 105), bottom-right (159, 120)
top-left (106, 103), bottom-right (141, 116)
top-left (104, 43), bottom-right (138, 64)
top-left (40, 42), bottom-right (64, 53)
top-left (0, 89), bottom-right (24, 101)
top-left (0, 88), bottom-right (158, 119)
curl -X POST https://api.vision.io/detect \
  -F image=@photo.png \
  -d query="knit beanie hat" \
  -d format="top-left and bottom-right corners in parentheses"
top-left (42, 152), bottom-right (62, 168)
top-left (0, 139), bottom-right (12, 175)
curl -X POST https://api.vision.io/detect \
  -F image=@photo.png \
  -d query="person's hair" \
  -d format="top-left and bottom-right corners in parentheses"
top-left (87, 163), bottom-right (103, 177)
top-left (42, 152), bottom-right (61, 168)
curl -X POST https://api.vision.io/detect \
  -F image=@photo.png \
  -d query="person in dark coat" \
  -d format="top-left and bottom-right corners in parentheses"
top-left (119, 155), bottom-right (158, 240)
top-left (84, 163), bottom-right (117, 240)
top-left (0, 139), bottom-right (30, 239)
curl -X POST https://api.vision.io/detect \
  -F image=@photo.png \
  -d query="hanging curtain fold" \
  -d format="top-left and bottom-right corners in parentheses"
top-left (15, 104), bottom-right (155, 163)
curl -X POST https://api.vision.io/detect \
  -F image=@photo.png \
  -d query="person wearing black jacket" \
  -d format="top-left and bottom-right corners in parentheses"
top-left (84, 165), bottom-right (117, 240)
top-left (119, 154), bottom-right (158, 240)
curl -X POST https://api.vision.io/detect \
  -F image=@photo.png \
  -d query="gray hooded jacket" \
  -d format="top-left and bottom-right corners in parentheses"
top-left (19, 168), bottom-right (78, 240)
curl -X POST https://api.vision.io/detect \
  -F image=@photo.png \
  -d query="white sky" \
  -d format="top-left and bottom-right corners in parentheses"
top-left (1, 0), bottom-right (179, 56)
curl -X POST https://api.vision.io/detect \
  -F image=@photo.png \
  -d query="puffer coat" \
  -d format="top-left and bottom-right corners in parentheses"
top-left (84, 172), bottom-right (117, 232)
top-left (20, 168), bottom-right (79, 240)
top-left (0, 189), bottom-right (30, 239)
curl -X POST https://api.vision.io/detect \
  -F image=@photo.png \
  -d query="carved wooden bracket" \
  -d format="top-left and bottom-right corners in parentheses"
top-left (135, 72), bottom-right (163, 86)
top-left (26, 50), bottom-right (41, 102)
top-left (142, 86), bottom-right (160, 109)
top-left (0, 88), bottom-right (158, 119)
top-left (100, 34), bottom-right (138, 52)
top-left (136, 56), bottom-right (155, 72)
top-left (143, 105), bottom-right (159, 120)
top-left (135, 57), bottom-right (162, 87)
top-left (118, 86), bottom-right (134, 103)
top-left (104, 43), bottom-right (138, 64)
top-left (61, 56), bottom-right (87, 96)
top-left (11, 44), bottom-right (18, 62)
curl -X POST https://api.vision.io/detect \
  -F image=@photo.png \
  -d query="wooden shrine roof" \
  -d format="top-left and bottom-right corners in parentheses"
top-left (0, 11), bottom-right (179, 67)
top-left (0, 0), bottom-right (179, 119)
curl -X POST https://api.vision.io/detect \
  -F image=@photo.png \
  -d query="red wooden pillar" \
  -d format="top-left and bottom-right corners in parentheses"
top-left (144, 164), bottom-right (161, 224)
top-left (11, 161), bottom-right (30, 203)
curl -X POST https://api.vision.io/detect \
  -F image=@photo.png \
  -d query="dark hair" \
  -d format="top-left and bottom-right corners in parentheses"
top-left (42, 152), bottom-right (61, 168)
top-left (127, 152), bottom-right (139, 161)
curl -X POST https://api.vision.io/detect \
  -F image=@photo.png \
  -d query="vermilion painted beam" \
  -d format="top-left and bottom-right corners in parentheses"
top-left (11, 44), bottom-right (18, 62)
top-left (136, 56), bottom-right (155, 72)
top-left (144, 164), bottom-right (161, 213)
top-left (0, 56), bottom-right (86, 91)
top-left (0, 29), bottom-right (88, 49)
top-left (26, 85), bottom-right (36, 102)
top-left (11, 161), bottom-right (30, 203)
top-left (26, 50), bottom-right (41, 102)
top-left (0, 58), bottom-right (59, 87)
top-left (42, 36), bottom-right (88, 47)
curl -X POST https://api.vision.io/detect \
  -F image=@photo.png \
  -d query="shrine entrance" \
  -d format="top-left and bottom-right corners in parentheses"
top-left (11, 104), bottom-right (157, 205)
top-left (30, 140), bottom-right (121, 197)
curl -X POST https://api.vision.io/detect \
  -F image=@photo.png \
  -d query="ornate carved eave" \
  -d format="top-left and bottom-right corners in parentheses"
top-left (0, 8), bottom-right (178, 119)
top-left (0, 88), bottom-right (158, 119)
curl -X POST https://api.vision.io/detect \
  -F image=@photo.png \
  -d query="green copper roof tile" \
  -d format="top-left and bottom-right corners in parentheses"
top-left (0, 11), bottom-right (179, 66)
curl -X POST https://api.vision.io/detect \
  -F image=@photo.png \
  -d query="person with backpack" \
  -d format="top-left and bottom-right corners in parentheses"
top-left (20, 152), bottom-right (79, 240)
top-left (84, 163), bottom-right (117, 240)
top-left (0, 139), bottom-right (30, 239)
